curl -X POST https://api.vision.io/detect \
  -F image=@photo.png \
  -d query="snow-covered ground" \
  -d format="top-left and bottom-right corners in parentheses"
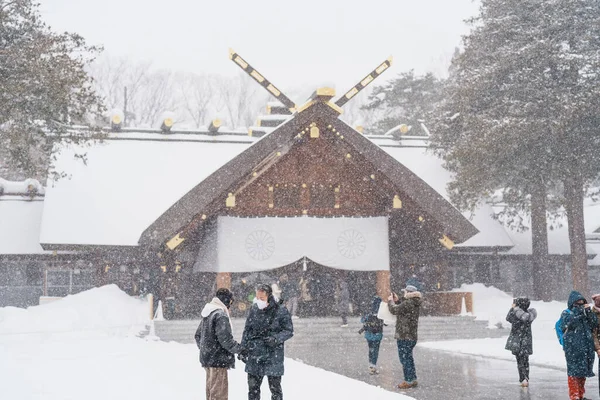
top-left (0, 285), bottom-right (412, 400)
top-left (419, 283), bottom-right (576, 370)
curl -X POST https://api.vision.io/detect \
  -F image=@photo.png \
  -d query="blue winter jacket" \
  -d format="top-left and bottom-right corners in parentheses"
top-left (559, 290), bottom-right (599, 377)
top-left (241, 298), bottom-right (294, 376)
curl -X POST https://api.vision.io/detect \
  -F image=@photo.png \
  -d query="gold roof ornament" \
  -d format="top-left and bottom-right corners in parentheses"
top-left (229, 49), bottom-right (296, 111)
top-left (335, 56), bottom-right (393, 108)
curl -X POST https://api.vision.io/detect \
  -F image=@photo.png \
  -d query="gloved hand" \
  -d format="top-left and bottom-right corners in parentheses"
top-left (264, 336), bottom-right (278, 347)
top-left (238, 352), bottom-right (248, 363)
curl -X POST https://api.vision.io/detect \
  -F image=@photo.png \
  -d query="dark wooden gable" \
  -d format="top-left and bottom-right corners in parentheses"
top-left (139, 98), bottom-right (478, 249)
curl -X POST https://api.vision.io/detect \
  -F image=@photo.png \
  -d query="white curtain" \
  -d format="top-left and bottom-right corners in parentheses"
top-left (194, 216), bottom-right (389, 272)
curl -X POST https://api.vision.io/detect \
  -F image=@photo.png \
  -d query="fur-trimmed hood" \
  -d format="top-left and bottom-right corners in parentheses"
top-left (404, 291), bottom-right (422, 299)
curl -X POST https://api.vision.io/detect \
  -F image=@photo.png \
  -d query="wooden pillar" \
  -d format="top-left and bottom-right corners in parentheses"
top-left (376, 270), bottom-right (391, 299)
top-left (216, 272), bottom-right (232, 289)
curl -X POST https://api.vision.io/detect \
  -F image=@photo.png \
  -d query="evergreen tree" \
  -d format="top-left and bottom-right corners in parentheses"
top-left (431, 0), bottom-right (600, 299)
top-left (0, 0), bottom-right (104, 180)
top-left (363, 70), bottom-right (444, 135)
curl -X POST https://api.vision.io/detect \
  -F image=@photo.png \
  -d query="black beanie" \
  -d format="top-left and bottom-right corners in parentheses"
top-left (216, 288), bottom-right (234, 308)
top-left (256, 283), bottom-right (273, 296)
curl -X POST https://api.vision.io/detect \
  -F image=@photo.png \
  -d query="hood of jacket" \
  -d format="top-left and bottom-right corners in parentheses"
top-left (201, 297), bottom-right (229, 318)
top-left (568, 290), bottom-right (587, 310)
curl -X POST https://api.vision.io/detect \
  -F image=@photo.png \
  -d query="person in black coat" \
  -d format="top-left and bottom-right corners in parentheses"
top-left (195, 288), bottom-right (246, 400)
top-left (240, 283), bottom-right (294, 400)
top-left (505, 297), bottom-right (537, 387)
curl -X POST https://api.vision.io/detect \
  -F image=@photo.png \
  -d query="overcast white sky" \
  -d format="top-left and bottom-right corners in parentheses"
top-left (41, 0), bottom-right (480, 94)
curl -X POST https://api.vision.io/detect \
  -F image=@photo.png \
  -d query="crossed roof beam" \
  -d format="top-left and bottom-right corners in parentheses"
top-left (228, 49), bottom-right (393, 114)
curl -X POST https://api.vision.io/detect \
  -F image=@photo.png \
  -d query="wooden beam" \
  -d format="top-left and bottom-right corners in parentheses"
top-left (335, 56), bottom-right (393, 108)
top-left (229, 49), bottom-right (296, 110)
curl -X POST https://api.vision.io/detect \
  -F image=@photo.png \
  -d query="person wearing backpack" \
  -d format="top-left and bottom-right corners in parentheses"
top-left (505, 297), bottom-right (537, 388)
top-left (359, 296), bottom-right (385, 375)
top-left (558, 290), bottom-right (599, 400)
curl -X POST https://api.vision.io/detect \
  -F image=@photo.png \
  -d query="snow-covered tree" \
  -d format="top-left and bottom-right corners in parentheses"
top-left (363, 71), bottom-right (444, 135)
top-left (0, 0), bottom-right (104, 180)
top-left (431, 0), bottom-right (600, 299)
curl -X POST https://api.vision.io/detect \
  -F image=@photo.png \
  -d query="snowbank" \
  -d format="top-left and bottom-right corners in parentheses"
top-left (0, 285), bottom-right (413, 399)
top-left (0, 284), bottom-right (149, 340)
top-left (421, 283), bottom-right (575, 370)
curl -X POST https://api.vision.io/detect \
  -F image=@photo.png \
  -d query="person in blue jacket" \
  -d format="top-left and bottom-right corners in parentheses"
top-left (240, 283), bottom-right (294, 400)
top-left (559, 290), bottom-right (599, 400)
top-left (359, 296), bottom-right (385, 375)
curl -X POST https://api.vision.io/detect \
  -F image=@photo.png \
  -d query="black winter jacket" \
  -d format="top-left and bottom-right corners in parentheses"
top-left (241, 298), bottom-right (294, 376)
top-left (505, 306), bottom-right (537, 356)
top-left (195, 299), bottom-right (242, 368)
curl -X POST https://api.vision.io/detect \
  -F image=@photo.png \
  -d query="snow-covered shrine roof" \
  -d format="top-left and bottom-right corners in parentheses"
top-left (29, 122), bottom-right (600, 261)
top-left (40, 130), bottom-right (253, 248)
top-left (37, 127), bottom-right (507, 250)
top-left (0, 179), bottom-right (47, 255)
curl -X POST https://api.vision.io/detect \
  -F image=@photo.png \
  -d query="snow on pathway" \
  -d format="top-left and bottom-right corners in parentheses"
top-left (419, 283), bottom-right (585, 370)
top-left (0, 285), bottom-right (412, 400)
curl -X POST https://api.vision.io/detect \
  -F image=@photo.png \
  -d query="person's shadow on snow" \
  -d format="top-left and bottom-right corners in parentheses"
top-left (519, 389), bottom-right (531, 400)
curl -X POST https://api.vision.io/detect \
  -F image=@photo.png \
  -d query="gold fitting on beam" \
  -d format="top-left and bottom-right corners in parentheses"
top-left (250, 70), bottom-right (265, 82)
top-left (376, 62), bottom-right (389, 75)
top-left (418, 216), bottom-right (424, 222)
top-left (361, 75), bottom-right (374, 87)
top-left (212, 119), bottom-right (222, 128)
top-left (267, 84), bottom-right (281, 97)
top-left (393, 195), bottom-right (402, 209)
top-left (266, 104), bottom-right (272, 114)
top-left (316, 87), bottom-right (336, 96)
top-left (326, 101), bottom-right (343, 114)
top-left (297, 100), bottom-right (316, 113)
top-left (160, 265), bottom-right (167, 273)
top-left (201, 214), bottom-right (207, 220)
top-left (346, 153), bottom-right (352, 159)
top-left (256, 119), bottom-right (262, 127)
top-left (112, 114), bottom-right (122, 124)
top-left (226, 193), bottom-right (236, 208)
top-left (248, 128), bottom-right (253, 137)
top-left (439, 234), bottom-right (455, 250)
top-left (355, 125), bottom-right (364, 133)
top-left (310, 126), bottom-right (320, 138)
top-left (234, 55), bottom-right (248, 69)
top-left (228, 48), bottom-right (235, 59)
top-left (166, 233), bottom-right (185, 250)
top-left (345, 87), bottom-right (359, 99)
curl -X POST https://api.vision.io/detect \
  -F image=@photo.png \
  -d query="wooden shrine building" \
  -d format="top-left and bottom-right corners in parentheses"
top-left (4, 51), bottom-right (598, 316)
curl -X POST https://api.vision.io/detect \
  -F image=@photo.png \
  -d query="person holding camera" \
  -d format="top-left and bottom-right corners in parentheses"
top-left (388, 284), bottom-right (422, 389)
top-left (195, 288), bottom-right (246, 400)
top-left (559, 290), bottom-right (599, 400)
top-left (505, 297), bottom-right (537, 387)
top-left (239, 283), bottom-right (294, 400)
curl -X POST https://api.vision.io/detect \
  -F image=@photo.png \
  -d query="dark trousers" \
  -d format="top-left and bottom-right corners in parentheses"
top-left (367, 340), bottom-right (381, 365)
top-left (248, 374), bottom-right (282, 400)
top-left (397, 339), bottom-right (417, 382)
top-left (515, 354), bottom-right (529, 382)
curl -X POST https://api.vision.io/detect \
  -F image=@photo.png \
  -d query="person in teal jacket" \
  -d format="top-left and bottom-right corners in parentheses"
top-left (559, 290), bottom-right (599, 400)
top-left (359, 296), bottom-right (385, 375)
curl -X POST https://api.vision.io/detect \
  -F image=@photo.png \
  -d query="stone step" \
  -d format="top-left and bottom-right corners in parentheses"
top-left (155, 317), bottom-right (509, 346)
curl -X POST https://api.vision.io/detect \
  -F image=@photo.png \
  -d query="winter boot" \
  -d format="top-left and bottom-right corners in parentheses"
top-left (397, 381), bottom-right (418, 389)
top-left (520, 379), bottom-right (529, 387)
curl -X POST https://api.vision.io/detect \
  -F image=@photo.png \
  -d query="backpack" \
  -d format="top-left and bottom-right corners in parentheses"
top-left (555, 309), bottom-right (572, 347)
top-left (362, 314), bottom-right (384, 334)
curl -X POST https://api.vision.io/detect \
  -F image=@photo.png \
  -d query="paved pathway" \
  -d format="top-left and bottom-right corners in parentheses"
top-left (286, 340), bottom-right (599, 400)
